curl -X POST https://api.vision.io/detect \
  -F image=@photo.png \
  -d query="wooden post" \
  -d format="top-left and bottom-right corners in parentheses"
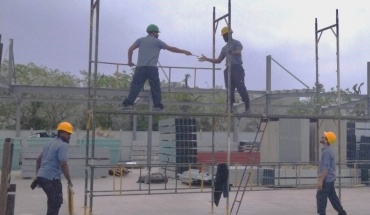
top-left (0, 138), bottom-right (14, 215)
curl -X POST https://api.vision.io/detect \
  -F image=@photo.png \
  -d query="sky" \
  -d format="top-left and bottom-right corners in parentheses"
top-left (1, 0), bottom-right (370, 92)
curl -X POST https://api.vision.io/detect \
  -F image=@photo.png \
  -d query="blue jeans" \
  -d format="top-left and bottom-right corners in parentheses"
top-left (316, 181), bottom-right (346, 215)
top-left (37, 177), bottom-right (63, 215)
top-left (123, 66), bottom-right (162, 107)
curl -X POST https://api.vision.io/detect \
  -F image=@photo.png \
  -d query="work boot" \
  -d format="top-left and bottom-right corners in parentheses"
top-left (244, 103), bottom-right (251, 114)
top-left (122, 99), bottom-right (134, 110)
top-left (153, 103), bottom-right (164, 112)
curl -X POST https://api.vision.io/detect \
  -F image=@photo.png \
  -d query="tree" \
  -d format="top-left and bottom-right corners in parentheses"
top-left (0, 62), bottom-right (82, 129)
top-left (79, 69), bottom-right (132, 89)
top-left (0, 62), bottom-right (238, 132)
top-left (78, 69), bottom-right (134, 130)
top-left (181, 74), bottom-right (191, 88)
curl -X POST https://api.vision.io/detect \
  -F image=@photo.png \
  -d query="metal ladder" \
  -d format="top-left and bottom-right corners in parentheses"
top-left (230, 117), bottom-right (268, 214)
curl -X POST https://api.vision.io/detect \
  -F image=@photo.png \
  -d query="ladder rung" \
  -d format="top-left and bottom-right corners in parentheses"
top-left (231, 117), bottom-right (267, 211)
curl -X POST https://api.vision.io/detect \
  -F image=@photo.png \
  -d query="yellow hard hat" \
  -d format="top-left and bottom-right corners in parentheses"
top-left (324, 131), bottom-right (336, 144)
top-left (57, 122), bottom-right (74, 134)
top-left (221, 26), bottom-right (233, 36)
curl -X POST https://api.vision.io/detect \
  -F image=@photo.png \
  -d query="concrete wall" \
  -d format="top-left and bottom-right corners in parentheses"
top-left (4, 121), bottom-right (348, 166)
top-left (0, 130), bottom-right (257, 166)
top-left (260, 120), bottom-right (279, 163)
top-left (260, 119), bottom-right (348, 163)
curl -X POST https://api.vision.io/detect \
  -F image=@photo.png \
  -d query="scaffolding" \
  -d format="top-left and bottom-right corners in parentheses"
top-left (86, 0), bottom-right (327, 214)
top-left (1, 1), bottom-right (370, 215)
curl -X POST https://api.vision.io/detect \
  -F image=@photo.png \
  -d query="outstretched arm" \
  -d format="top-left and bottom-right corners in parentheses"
top-left (61, 161), bottom-right (73, 187)
top-left (128, 44), bottom-right (139, 67)
top-left (166, 46), bottom-right (192, 56)
top-left (198, 54), bottom-right (225, 64)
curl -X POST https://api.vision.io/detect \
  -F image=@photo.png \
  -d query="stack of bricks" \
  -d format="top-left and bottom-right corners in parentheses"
top-left (158, 118), bottom-right (197, 178)
top-left (346, 122), bottom-right (356, 168)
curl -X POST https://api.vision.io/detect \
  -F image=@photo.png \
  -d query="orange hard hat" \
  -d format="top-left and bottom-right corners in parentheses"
top-left (56, 122), bottom-right (74, 134)
top-left (324, 131), bottom-right (336, 144)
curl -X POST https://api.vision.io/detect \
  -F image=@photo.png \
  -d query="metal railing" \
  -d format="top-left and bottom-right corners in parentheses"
top-left (91, 60), bottom-right (222, 91)
top-left (86, 160), bottom-right (369, 198)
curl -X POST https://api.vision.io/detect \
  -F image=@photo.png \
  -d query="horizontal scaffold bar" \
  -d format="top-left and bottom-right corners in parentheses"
top-left (94, 109), bottom-right (370, 120)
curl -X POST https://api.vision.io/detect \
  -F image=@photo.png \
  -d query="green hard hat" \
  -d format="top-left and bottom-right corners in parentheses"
top-left (146, 24), bottom-right (160, 33)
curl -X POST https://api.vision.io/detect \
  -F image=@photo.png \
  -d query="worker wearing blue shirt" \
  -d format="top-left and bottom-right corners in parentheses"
top-left (316, 131), bottom-right (347, 215)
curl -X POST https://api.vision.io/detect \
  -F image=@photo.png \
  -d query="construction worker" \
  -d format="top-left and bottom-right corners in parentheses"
top-left (317, 131), bottom-right (347, 215)
top-left (122, 24), bottom-right (193, 111)
top-left (198, 26), bottom-right (251, 113)
top-left (36, 121), bottom-right (74, 215)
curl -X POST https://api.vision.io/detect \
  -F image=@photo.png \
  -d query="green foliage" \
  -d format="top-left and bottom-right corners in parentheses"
top-left (286, 86), bottom-right (366, 116)
top-left (78, 70), bottom-right (134, 130)
top-left (0, 62), bottom-right (83, 129)
top-left (0, 102), bottom-right (16, 129)
top-left (0, 62), bottom-right (235, 131)
top-left (14, 63), bottom-right (81, 86)
top-left (79, 70), bottom-right (132, 89)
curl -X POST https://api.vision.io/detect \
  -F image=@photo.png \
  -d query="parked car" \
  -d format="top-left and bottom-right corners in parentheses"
top-left (28, 131), bottom-right (57, 138)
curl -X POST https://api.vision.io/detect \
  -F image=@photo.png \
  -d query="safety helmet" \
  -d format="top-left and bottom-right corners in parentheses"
top-left (56, 122), bottom-right (74, 134)
top-left (323, 131), bottom-right (336, 144)
top-left (146, 24), bottom-right (160, 33)
top-left (221, 26), bottom-right (233, 36)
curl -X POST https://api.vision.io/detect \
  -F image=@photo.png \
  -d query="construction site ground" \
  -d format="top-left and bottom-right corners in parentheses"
top-left (7, 169), bottom-right (369, 215)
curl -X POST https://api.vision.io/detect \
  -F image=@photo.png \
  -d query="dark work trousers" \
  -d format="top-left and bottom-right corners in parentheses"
top-left (223, 64), bottom-right (250, 110)
top-left (124, 66), bottom-right (162, 108)
top-left (316, 181), bottom-right (347, 215)
top-left (37, 177), bottom-right (63, 215)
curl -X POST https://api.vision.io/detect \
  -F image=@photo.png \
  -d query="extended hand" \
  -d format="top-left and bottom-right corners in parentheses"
top-left (68, 185), bottom-right (75, 194)
top-left (128, 62), bottom-right (135, 67)
top-left (316, 178), bottom-right (323, 190)
top-left (184, 51), bottom-right (192, 56)
top-left (198, 54), bottom-right (207, 62)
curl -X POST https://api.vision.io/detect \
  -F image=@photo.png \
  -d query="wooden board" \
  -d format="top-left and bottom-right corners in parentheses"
top-left (68, 186), bottom-right (74, 215)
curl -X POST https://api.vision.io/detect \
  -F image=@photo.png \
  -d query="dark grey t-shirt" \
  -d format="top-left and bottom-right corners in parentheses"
top-left (219, 38), bottom-right (243, 66)
top-left (134, 35), bottom-right (168, 67)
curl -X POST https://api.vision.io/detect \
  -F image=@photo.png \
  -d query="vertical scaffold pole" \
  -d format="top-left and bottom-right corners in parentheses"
top-left (225, 0), bottom-right (232, 214)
